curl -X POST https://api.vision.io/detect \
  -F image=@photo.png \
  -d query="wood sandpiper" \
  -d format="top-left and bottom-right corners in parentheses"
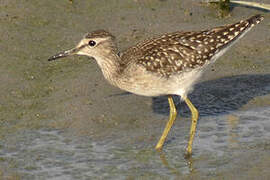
top-left (48, 14), bottom-right (264, 156)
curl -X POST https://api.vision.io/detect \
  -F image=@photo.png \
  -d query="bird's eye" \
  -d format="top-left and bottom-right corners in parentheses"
top-left (88, 40), bottom-right (96, 47)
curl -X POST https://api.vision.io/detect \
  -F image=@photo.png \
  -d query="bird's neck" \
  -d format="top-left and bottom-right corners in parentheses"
top-left (95, 50), bottom-right (122, 86)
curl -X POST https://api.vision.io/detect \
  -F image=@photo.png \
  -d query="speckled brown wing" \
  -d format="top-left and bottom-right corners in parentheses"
top-left (120, 32), bottom-right (204, 76)
top-left (121, 14), bottom-right (264, 77)
top-left (135, 31), bottom-right (205, 77)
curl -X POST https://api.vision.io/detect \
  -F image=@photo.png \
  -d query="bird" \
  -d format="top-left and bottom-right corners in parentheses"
top-left (48, 14), bottom-right (264, 157)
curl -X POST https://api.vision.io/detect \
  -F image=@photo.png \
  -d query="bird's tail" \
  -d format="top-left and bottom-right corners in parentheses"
top-left (241, 14), bottom-right (264, 30)
top-left (209, 14), bottom-right (264, 54)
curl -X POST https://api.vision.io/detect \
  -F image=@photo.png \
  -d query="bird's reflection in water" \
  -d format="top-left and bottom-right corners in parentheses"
top-left (158, 150), bottom-right (196, 175)
top-left (227, 114), bottom-right (240, 148)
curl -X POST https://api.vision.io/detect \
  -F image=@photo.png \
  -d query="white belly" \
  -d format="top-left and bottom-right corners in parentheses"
top-left (117, 67), bottom-right (205, 98)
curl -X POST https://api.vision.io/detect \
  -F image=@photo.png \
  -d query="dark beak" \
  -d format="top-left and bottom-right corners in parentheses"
top-left (48, 48), bottom-right (78, 61)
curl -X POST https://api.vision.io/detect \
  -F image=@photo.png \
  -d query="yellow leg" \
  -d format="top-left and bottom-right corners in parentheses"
top-left (155, 96), bottom-right (177, 150)
top-left (184, 97), bottom-right (199, 157)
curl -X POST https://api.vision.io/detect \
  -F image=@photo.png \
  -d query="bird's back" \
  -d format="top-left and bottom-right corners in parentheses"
top-left (120, 15), bottom-right (264, 77)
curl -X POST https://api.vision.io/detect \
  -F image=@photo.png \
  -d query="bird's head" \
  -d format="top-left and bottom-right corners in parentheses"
top-left (48, 30), bottom-right (117, 61)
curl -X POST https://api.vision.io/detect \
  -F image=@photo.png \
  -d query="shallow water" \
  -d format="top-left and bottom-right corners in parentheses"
top-left (0, 0), bottom-right (270, 179)
top-left (1, 106), bottom-right (270, 179)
